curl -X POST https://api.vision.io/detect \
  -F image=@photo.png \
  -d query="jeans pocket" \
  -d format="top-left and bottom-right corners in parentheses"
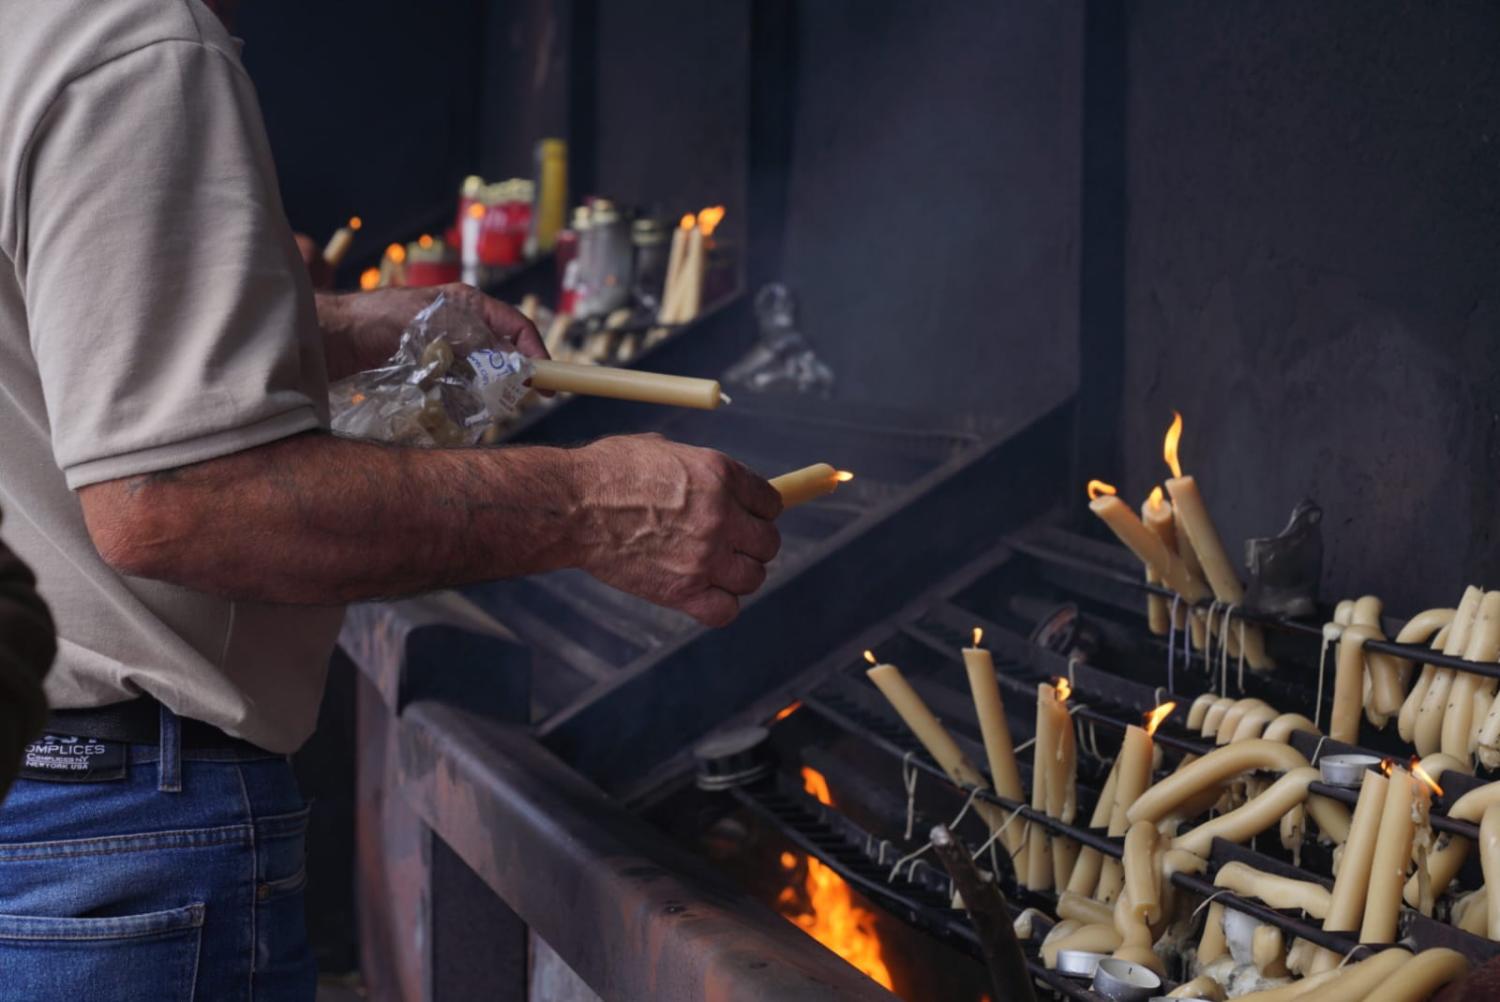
top-left (0, 902), bottom-right (204, 1001)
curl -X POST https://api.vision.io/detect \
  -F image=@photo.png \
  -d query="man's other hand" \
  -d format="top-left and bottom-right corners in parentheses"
top-left (318, 283), bottom-right (548, 381)
top-left (568, 435), bottom-right (783, 627)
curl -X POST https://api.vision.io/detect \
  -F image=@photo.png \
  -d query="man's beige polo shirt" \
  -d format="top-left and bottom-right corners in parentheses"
top-left (0, 0), bottom-right (343, 753)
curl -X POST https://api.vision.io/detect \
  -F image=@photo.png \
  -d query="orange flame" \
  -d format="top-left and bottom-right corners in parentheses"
top-left (698, 205), bottom-right (727, 237)
top-left (1087, 479), bottom-right (1118, 501)
top-left (773, 700), bottom-right (803, 723)
top-left (1163, 411), bottom-right (1184, 480)
top-left (1147, 485), bottom-right (1166, 512)
top-left (972, 627), bottom-right (984, 647)
top-left (386, 242), bottom-right (407, 264)
top-left (349, 216), bottom-right (363, 230)
top-left (1054, 677), bottom-right (1072, 702)
top-left (359, 267), bottom-right (381, 291)
top-left (1411, 758), bottom-right (1444, 797)
top-left (776, 767), bottom-right (894, 990)
top-left (467, 202), bottom-right (486, 220)
top-left (418, 234), bottom-right (434, 249)
top-left (680, 213), bottom-right (697, 231)
top-left (863, 650), bottom-right (878, 665)
top-left (1144, 701), bottom-right (1176, 737)
top-left (1379, 758), bottom-right (1395, 777)
top-left (835, 470), bottom-right (855, 482)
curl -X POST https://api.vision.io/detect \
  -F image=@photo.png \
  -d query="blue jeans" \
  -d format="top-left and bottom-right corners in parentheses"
top-left (0, 710), bottom-right (315, 1001)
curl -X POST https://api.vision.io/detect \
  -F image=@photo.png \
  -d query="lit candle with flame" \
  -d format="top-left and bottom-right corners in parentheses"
top-left (461, 200), bottom-right (485, 285)
top-left (1311, 763), bottom-right (1388, 972)
top-left (659, 213), bottom-right (695, 324)
top-left (322, 215), bottom-right (362, 267)
top-left (1161, 412), bottom-right (1273, 669)
top-left (359, 267), bottom-right (381, 291)
top-left (960, 627), bottom-right (1026, 865)
top-left (1096, 704), bottom-right (1172, 902)
top-left (1087, 480), bottom-right (1209, 604)
top-left (1140, 487), bottom-right (1173, 636)
top-left (770, 464), bottom-right (853, 509)
top-left (1360, 761), bottom-right (1432, 943)
top-left (862, 651), bottom-right (1009, 839)
top-left (1039, 679), bottom-right (1079, 889)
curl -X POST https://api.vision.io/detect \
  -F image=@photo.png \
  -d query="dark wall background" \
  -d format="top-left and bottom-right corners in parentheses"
top-left (1116, 1), bottom-right (1500, 612)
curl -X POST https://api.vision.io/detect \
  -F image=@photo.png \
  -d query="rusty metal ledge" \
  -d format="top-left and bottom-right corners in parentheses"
top-left (395, 699), bottom-right (899, 1002)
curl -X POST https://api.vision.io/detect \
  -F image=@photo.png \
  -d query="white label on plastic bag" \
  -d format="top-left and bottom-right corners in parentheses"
top-left (469, 349), bottom-right (534, 417)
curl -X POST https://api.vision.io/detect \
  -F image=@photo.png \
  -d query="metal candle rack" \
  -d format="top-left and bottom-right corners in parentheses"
top-left (742, 527), bottom-right (1500, 998)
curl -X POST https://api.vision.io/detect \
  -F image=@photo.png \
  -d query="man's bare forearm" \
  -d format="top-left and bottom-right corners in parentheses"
top-left (81, 432), bottom-right (585, 604)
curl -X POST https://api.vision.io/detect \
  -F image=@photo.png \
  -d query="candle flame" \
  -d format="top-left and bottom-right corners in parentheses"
top-left (467, 202), bottom-right (486, 220)
top-left (349, 216), bottom-right (362, 230)
top-left (834, 470), bottom-right (855, 482)
top-left (358, 267), bottom-right (381, 291)
top-left (698, 205), bottom-right (726, 237)
top-left (972, 627), bottom-right (984, 647)
top-left (863, 650), bottom-right (877, 665)
top-left (1147, 485), bottom-right (1166, 512)
top-left (1411, 758), bottom-right (1444, 797)
top-left (418, 234), bottom-right (434, 249)
top-left (1144, 701), bottom-right (1176, 737)
top-left (680, 213), bottom-right (697, 231)
top-left (773, 700), bottom-right (802, 722)
top-left (775, 766), bottom-right (894, 990)
top-left (1053, 677), bottom-right (1072, 702)
top-left (1163, 411), bottom-right (1184, 480)
top-left (386, 242), bottom-right (407, 263)
top-left (1379, 758), bottom-right (1395, 777)
top-left (1087, 479), bottom-right (1118, 501)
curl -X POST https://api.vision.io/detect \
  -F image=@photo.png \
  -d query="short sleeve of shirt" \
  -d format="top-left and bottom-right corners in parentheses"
top-left (18, 38), bottom-right (328, 488)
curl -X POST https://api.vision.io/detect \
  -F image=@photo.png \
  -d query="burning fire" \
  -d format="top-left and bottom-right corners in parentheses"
top-left (680, 213), bottom-right (697, 231)
top-left (1163, 411), bottom-right (1184, 479)
top-left (349, 216), bottom-right (363, 230)
top-left (386, 242), bottom-right (407, 264)
top-left (1146, 485), bottom-right (1166, 513)
top-left (418, 234), bottom-right (434, 249)
top-left (1379, 758), bottom-right (1395, 777)
top-left (1144, 701), bottom-right (1176, 736)
top-left (698, 205), bottom-right (727, 237)
top-left (359, 267), bottom-right (381, 291)
top-left (1411, 758), bottom-right (1444, 797)
top-left (1054, 677), bottom-right (1072, 702)
top-left (863, 650), bottom-right (878, 665)
top-left (467, 202), bottom-right (486, 220)
top-left (776, 767), bottom-right (894, 990)
top-left (972, 627), bottom-right (984, 647)
top-left (1087, 479), bottom-right (1117, 501)
top-left (773, 700), bottom-right (803, 723)
top-left (834, 470), bottom-right (855, 483)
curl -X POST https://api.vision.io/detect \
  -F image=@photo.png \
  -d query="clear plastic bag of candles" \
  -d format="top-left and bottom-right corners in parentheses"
top-left (329, 292), bottom-right (534, 446)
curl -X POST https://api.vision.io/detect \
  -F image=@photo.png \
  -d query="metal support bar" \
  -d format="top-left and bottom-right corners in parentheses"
top-left (395, 700), bottom-right (900, 1002)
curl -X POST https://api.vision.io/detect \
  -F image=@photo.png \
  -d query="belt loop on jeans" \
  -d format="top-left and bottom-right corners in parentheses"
top-left (158, 703), bottom-right (182, 793)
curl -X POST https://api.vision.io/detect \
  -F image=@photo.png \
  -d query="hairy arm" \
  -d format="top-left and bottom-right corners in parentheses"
top-left (78, 432), bottom-right (782, 625)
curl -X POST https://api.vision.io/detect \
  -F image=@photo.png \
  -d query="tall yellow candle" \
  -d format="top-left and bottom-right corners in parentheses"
top-left (961, 628), bottom-right (1026, 862)
top-left (1329, 624), bottom-right (1378, 743)
top-left (1141, 488), bottom-right (1175, 635)
top-left (1311, 766), bottom-right (1387, 973)
top-left (769, 464), bottom-right (852, 509)
top-left (1026, 681), bottom-right (1056, 890)
top-left (529, 359), bottom-right (724, 409)
top-left (1042, 681), bottom-right (1080, 888)
top-left (1360, 765), bottom-right (1419, 943)
top-left (1098, 712), bottom-right (1166, 902)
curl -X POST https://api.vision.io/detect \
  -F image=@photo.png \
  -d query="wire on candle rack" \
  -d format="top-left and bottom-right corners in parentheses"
top-left (902, 751), bottom-right (920, 841)
top-left (970, 803), bottom-right (1026, 863)
top-left (1166, 594), bottom-right (1182, 695)
top-left (887, 786), bottom-right (982, 883)
top-left (1313, 627), bottom-right (1334, 730)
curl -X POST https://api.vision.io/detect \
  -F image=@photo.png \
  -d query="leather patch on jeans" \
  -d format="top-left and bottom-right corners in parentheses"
top-left (18, 734), bottom-right (127, 782)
